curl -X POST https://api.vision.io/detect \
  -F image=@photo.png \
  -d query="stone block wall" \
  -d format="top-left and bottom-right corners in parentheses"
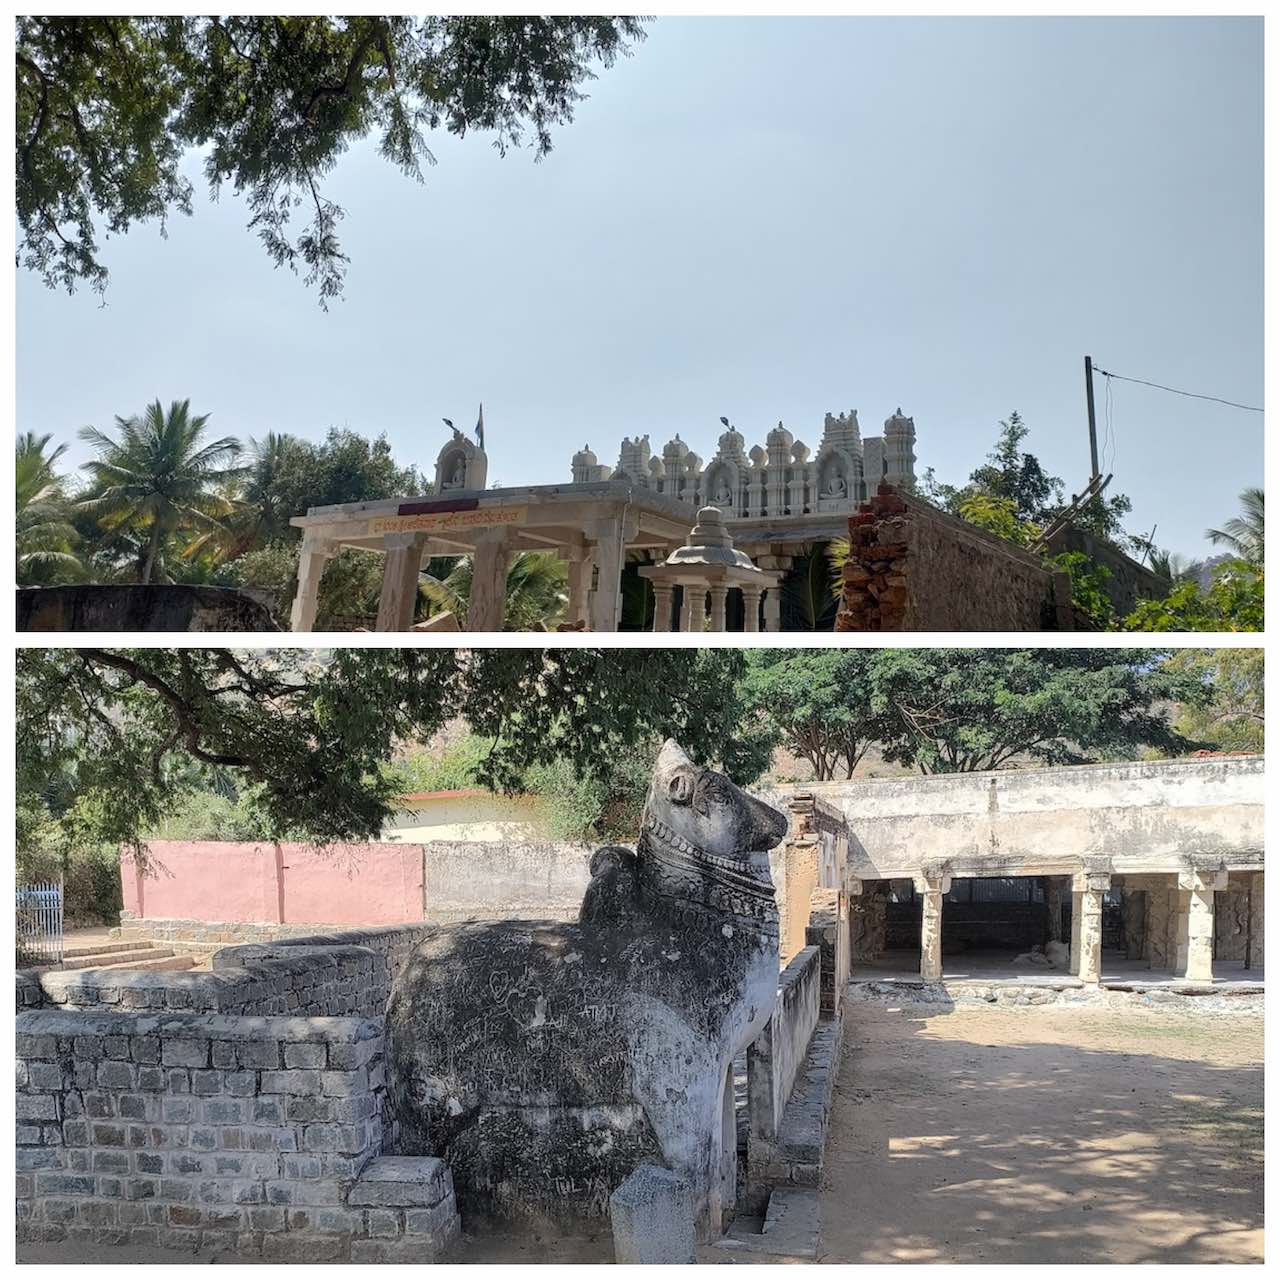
top-left (17, 584), bottom-right (278, 633)
top-left (834, 485), bottom-right (1081, 632)
top-left (747, 946), bottom-right (821, 1154)
top-left (804, 890), bottom-right (849, 1017)
top-left (14, 1009), bottom-right (459, 1260)
top-left (18, 926), bottom-right (436, 1020)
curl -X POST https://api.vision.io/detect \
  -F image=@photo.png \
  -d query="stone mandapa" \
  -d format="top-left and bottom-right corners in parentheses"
top-left (385, 740), bottom-right (787, 1240)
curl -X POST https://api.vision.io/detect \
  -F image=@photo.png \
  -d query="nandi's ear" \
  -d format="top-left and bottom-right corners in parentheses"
top-left (667, 767), bottom-right (695, 805)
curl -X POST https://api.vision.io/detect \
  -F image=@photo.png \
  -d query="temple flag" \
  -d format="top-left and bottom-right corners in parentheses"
top-left (475, 404), bottom-right (485, 451)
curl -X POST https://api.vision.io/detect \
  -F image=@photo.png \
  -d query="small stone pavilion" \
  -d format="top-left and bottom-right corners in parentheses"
top-left (639, 507), bottom-right (783, 631)
top-left (288, 409), bottom-right (917, 631)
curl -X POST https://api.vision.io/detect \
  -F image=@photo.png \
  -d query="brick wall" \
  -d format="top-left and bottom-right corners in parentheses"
top-left (15, 1009), bottom-right (459, 1260)
top-left (835, 485), bottom-right (1085, 632)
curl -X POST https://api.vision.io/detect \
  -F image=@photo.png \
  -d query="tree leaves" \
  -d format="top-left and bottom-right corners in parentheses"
top-left (16, 16), bottom-right (647, 303)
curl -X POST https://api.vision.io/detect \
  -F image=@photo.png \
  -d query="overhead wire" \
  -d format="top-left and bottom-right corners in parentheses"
top-left (1090, 365), bottom-right (1263, 414)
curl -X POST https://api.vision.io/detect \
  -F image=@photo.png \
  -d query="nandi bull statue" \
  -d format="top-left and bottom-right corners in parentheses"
top-left (385, 740), bottom-right (787, 1239)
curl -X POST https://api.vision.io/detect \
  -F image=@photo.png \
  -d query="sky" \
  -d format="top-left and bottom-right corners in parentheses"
top-left (16, 16), bottom-right (1263, 560)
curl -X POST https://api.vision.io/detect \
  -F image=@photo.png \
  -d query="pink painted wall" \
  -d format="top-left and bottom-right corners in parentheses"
top-left (122, 842), bottom-right (425, 927)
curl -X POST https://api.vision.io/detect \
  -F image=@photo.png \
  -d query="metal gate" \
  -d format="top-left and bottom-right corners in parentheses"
top-left (16, 880), bottom-right (64, 967)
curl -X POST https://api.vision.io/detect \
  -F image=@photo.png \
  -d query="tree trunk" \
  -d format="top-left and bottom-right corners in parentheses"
top-left (141, 525), bottom-right (161, 585)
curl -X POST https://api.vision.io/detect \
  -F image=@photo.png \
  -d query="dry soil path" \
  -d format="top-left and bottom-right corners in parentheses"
top-left (819, 1000), bottom-right (1264, 1264)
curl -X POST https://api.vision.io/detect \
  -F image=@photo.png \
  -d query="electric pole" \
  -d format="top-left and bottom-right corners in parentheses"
top-left (1084, 355), bottom-right (1100, 482)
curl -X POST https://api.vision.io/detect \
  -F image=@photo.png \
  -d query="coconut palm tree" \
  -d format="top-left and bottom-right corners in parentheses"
top-left (77, 399), bottom-right (245, 584)
top-left (16, 431), bottom-right (83, 584)
top-left (1205, 487), bottom-right (1264, 569)
top-left (420, 552), bottom-right (568, 630)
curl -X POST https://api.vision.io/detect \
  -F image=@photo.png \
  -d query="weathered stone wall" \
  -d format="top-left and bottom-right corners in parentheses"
top-left (798, 757), bottom-right (1266, 880)
top-left (834, 486), bottom-right (1078, 632)
top-left (776, 840), bottom-right (820, 965)
top-left (17, 584), bottom-right (278, 633)
top-left (804, 890), bottom-right (849, 1017)
top-left (420, 839), bottom-right (594, 922)
top-left (18, 926), bottom-right (436, 1019)
top-left (14, 1008), bottom-right (459, 1260)
top-left (1044, 524), bottom-right (1168, 617)
top-left (747, 946), bottom-right (821, 1157)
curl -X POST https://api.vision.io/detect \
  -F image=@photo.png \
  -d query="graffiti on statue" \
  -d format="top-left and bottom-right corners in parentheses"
top-left (386, 740), bottom-right (787, 1239)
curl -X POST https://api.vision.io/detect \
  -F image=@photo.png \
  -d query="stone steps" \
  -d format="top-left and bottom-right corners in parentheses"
top-left (55, 940), bottom-right (198, 974)
top-left (70, 952), bottom-right (196, 974)
top-left (62, 939), bottom-right (148, 960)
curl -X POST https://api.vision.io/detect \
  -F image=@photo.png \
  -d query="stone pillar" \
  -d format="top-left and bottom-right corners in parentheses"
top-left (587, 515), bottom-right (629, 633)
top-left (1070, 869), bottom-right (1109, 985)
top-left (375, 532), bottom-right (425, 632)
top-left (651, 584), bottom-right (674, 632)
top-left (467, 530), bottom-right (512, 632)
top-left (290, 536), bottom-right (335, 632)
top-left (914, 871), bottom-right (949, 981)
top-left (565, 548), bottom-right (593, 627)
top-left (1121, 887), bottom-right (1146, 960)
top-left (742, 585), bottom-right (762, 632)
top-left (1044, 876), bottom-right (1068, 943)
top-left (610, 1166), bottom-right (696, 1264)
top-left (762, 588), bottom-right (781, 632)
top-left (1142, 878), bottom-right (1175, 970)
top-left (680, 586), bottom-right (705, 632)
top-left (1246, 872), bottom-right (1264, 970)
top-left (1176, 868), bottom-right (1227, 983)
top-left (708, 585), bottom-right (728, 632)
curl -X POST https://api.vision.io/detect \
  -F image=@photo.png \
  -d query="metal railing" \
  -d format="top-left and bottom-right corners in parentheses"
top-left (16, 880), bottom-right (64, 968)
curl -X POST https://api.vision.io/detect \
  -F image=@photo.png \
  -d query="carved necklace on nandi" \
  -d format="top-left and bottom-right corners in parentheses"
top-left (635, 764), bottom-right (780, 941)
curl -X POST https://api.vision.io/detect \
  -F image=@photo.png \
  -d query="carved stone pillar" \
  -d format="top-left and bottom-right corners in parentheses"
top-left (469, 530), bottom-right (512, 632)
top-left (914, 871), bottom-right (949, 981)
top-left (1070, 868), bottom-right (1110, 984)
top-left (290, 535), bottom-right (335, 632)
top-left (1246, 871), bottom-right (1264, 970)
top-left (762, 588), bottom-right (781, 632)
top-left (565, 548), bottom-right (594, 627)
top-left (741, 586), bottom-right (762, 632)
top-left (1121, 888), bottom-right (1146, 960)
top-left (708, 586), bottom-right (729, 632)
top-left (651, 585), bottom-right (675, 633)
top-left (680, 587), bottom-right (705, 633)
top-left (375, 532), bottom-right (425, 632)
top-left (587, 513), bottom-right (634, 633)
top-left (1042, 876), bottom-right (1069, 943)
top-left (1176, 868), bottom-right (1227, 982)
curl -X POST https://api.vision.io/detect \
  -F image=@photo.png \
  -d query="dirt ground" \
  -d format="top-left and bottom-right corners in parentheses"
top-left (819, 1000), bottom-right (1264, 1264)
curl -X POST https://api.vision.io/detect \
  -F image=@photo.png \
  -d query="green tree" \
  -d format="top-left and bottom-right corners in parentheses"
top-left (1163, 649), bottom-right (1263, 754)
top-left (230, 540), bottom-right (388, 629)
top-left (16, 430), bottom-right (83, 584)
top-left (420, 551), bottom-right (568, 630)
top-left (77, 398), bottom-right (244, 583)
top-left (739, 651), bottom-right (880, 780)
top-left (922, 411), bottom-right (1134, 549)
top-left (17, 16), bottom-right (646, 303)
top-left (1122, 563), bottom-right (1264, 633)
top-left (868, 648), bottom-right (1200, 773)
top-left (252, 428), bottom-right (427, 527)
top-left (16, 648), bottom-right (773, 858)
top-left (1205, 486), bottom-right (1264, 569)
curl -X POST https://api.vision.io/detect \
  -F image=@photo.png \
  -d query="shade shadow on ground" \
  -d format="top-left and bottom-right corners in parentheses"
top-left (819, 1000), bottom-right (1263, 1264)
